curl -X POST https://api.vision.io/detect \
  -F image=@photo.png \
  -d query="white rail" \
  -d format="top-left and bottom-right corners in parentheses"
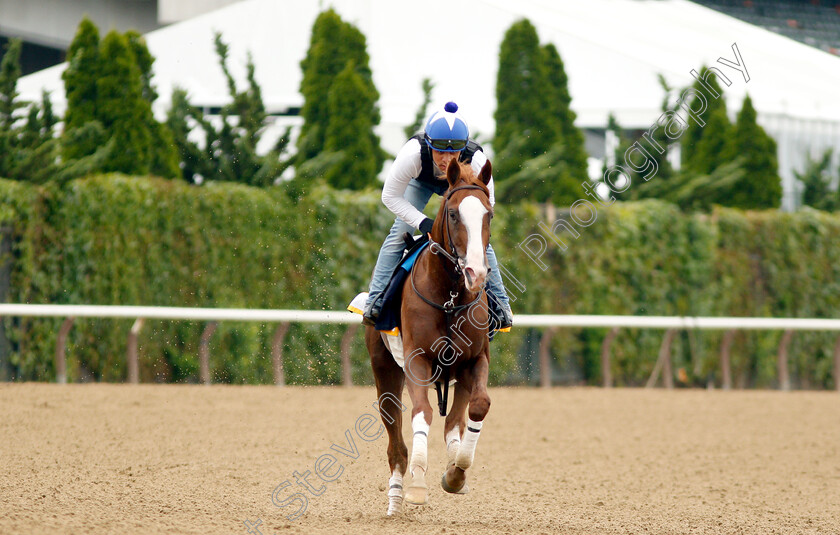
top-left (0, 304), bottom-right (358, 323)
top-left (4, 305), bottom-right (840, 330)
top-left (0, 304), bottom-right (838, 390)
top-left (514, 314), bottom-right (840, 331)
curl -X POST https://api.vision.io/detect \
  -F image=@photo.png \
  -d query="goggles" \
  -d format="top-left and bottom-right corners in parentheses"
top-left (425, 136), bottom-right (467, 151)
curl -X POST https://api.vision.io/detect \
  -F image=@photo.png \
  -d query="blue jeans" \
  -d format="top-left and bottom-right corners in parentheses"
top-left (366, 179), bottom-right (510, 310)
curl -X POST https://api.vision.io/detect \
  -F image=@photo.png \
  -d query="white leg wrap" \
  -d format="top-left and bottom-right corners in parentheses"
top-left (387, 470), bottom-right (403, 516)
top-left (409, 413), bottom-right (430, 476)
top-left (454, 418), bottom-right (482, 470)
top-left (445, 425), bottom-right (461, 463)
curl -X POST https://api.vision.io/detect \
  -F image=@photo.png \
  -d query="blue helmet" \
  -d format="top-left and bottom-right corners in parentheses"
top-left (424, 102), bottom-right (469, 152)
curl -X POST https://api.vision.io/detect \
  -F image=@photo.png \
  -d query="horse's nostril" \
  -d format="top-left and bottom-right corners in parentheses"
top-left (464, 267), bottom-right (486, 290)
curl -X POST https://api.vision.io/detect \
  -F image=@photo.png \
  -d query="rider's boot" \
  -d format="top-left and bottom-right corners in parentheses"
top-left (487, 294), bottom-right (513, 342)
top-left (362, 293), bottom-right (383, 327)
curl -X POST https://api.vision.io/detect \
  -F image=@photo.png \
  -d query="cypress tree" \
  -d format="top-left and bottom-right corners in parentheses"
top-left (62, 20), bottom-right (178, 178)
top-left (322, 63), bottom-right (380, 189)
top-left (0, 40), bottom-right (61, 183)
top-left (0, 40), bottom-right (23, 131)
top-left (125, 31), bottom-right (156, 103)
top-left (297, 10), bottom-right (346, 162)
top-left (797, 149), bottom-right (837, 211)
top-left (690, 103), bottom-right (730, 175)
top-left (339, 22), bottom-right (377, 99)
top-left (542, 43), bottom-right (588, 180)
top-left (338, 20), bottom-right (385, 170)
top-left (494, 19), bottom-right (556, 181)
top-left (13, 92), bottom-right (62, 184)
top-left (494, 20), bottom-right (590, 204)
top-left (296, 9), bottom-right (383, 185)
top-left (657, 160), bottom-right (745, 212)
top-left (720, 95), bottom-right (781, 209)
top-left (62, 17), bottom-right (104, 161)
top-left (214, 34), bottom-right (289, 186)
top-left (681, 66), bottom-right (726, 171)
top-left (166, 88), bottom-right (209, 182)
top-left (298, 11), bottom-right (380, 159)
top-left (0, 39), bottom-right (23, 177)
top-left (125, 31), bottom-right (179, 178)
top-left (95, 31), bottom-right (155, 175)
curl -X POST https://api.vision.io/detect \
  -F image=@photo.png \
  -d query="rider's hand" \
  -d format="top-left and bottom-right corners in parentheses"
top-left (419, 218), bottom-right (434, 234)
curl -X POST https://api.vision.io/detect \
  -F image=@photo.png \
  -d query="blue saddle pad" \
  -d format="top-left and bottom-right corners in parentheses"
top-left (400, 241), bottom-right (427, 271)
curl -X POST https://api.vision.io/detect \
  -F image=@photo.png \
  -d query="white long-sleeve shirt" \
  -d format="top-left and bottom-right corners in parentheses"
top-left (381, 138), bottom-right (496, 229)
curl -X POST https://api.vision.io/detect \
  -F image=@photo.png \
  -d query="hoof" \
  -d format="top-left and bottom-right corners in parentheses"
top-left (440, 471), bottom-right (469, 494)
top-left (404, 484), bottom-right (428, 505)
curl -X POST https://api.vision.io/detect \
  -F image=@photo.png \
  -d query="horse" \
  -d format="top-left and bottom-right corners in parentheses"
top-left (366, 158), bottom-right (495, 515)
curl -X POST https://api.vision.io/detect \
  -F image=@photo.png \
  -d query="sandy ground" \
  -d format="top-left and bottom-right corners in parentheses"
top-left (1, 384), bottom-right (839, 535)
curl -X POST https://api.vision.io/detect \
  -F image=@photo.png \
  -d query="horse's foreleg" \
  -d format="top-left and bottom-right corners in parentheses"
top-left (444, 384), bottom-right (470, 462)
top-left (454, 353), bottom-right (491, 472)
top-left (441, 383), bottom-right (471, 494)
top-left (403, 354), bottom-right (436, 506)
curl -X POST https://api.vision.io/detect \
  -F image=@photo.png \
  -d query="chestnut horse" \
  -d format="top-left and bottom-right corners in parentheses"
top-left (366, 159), bottom-right (494, 515)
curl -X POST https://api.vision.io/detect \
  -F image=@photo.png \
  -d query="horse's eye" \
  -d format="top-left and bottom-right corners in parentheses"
top-left (448, 210), bottom-right (457, 221)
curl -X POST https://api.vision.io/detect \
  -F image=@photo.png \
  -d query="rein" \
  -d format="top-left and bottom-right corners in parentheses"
top-left (409, 183), bottom-right (490, 417)
top-left (409, 268), bottom-right (482, 314)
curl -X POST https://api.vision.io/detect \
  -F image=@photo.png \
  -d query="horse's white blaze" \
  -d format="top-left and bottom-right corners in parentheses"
top-left (458, 196), bottom-right (488, 289)
top-left (409, 412), bottom-right (430, 476)
top-left (454, 418), bottom-right (483, 470)
top-left (387, 469), bottom-right (403, 516)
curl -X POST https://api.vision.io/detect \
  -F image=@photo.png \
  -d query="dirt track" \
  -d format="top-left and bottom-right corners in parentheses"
top-left (1, 384), bottom-right (839, 535)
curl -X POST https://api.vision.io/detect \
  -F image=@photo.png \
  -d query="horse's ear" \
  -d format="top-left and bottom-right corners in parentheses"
top-left (480, 160), bottom-right (492, 186)
top-left (446, 159), bottom-right (460, 187)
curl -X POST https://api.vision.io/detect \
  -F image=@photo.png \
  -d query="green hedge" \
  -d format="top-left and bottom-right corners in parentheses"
top-left (2, 176), bottom-right (394, 384)
top-left (1, 177), bottom-right (839, 388)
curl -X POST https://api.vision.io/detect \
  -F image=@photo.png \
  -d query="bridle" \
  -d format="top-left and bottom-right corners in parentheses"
top-left (410, 184), bottom-right (490, 313)
top-left (431, 185), bottom-right (490, 281)
top-left (409, 183), bottom-right (492, 415)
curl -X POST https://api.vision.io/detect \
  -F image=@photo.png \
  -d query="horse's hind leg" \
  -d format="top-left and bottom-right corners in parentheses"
top-left (441, 382), bottom-right (470, 494)
top-left (368, 327), bottom-right (408, 516)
